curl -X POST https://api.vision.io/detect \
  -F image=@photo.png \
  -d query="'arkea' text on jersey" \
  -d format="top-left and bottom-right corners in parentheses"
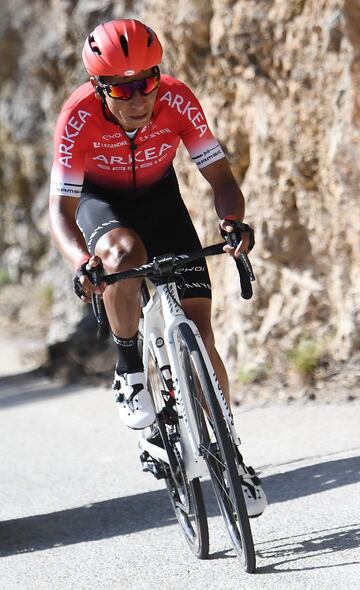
top-left (59, 110), bottom-right (91, 168)
top-left (92, 143), bottom-right (172, 169)
top-left (160, 92), bottom-right (208, 137)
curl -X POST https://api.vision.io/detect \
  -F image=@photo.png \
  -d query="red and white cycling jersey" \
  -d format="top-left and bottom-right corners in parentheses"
top-left (50, 74), bottom-right (225, 197)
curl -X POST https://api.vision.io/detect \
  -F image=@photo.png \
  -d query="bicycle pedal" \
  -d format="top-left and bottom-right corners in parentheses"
top-left (143, 461), bottom-right (166, 480)
top-left (140, 452), bottom-right (166, 480)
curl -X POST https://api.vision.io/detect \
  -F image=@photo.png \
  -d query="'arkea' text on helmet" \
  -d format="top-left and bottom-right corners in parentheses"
top-left (82, 19), bottom-right (163, 77)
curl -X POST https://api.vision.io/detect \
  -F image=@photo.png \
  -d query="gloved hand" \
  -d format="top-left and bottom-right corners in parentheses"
top-left (73, 255), bottom-right (106, 303)
top-left (219, 218), bottom-right (255, 259)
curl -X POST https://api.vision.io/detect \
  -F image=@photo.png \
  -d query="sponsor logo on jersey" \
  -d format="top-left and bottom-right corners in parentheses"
top-left (93, 141), bottom-right (128, 149)
top-left (50, 180), bottom-right (82, 197)
top-left (159, 92), bottom-right (208, 137)
top-left (194, 146), bottom-right (224, 168)
top-left (92, 143), bottom-right (172, 169)
top-left (59, 110), bottom-right (91, 169)
top-left (102, 132), bottom-right (127, 140)
top-left (139, 128), bottom-right (172, 141)
top-left (101, 127), bottom-right (171, 142)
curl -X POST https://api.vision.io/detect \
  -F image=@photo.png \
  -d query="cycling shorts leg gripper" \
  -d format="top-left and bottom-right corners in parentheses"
top-left (75, 197), bottom-right (128, 255)
top-left (173, 258), bottom-right (211, 300)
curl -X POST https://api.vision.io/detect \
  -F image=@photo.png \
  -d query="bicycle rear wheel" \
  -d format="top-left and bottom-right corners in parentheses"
top-left (147, 347), bottom-right (209, 559)
top-left (177, 323), bottom-right (256, 573)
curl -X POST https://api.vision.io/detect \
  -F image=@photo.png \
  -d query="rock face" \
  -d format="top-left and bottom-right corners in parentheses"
top-left (1, 0), bottom-right (359, 382)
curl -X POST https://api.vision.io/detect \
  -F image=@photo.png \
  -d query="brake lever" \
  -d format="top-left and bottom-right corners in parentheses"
top-left (86, 262), bottom-right (103, 287)
top-left (85, 262), bottom-right (110, 341)
top-left (221, 221), bottom-right (256, 299)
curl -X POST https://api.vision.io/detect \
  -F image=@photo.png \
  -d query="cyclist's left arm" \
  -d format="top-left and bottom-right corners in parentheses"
top-left (200, 158), bottom-right (250, 256)
top-left (171, 79), bottom-right (251, 254)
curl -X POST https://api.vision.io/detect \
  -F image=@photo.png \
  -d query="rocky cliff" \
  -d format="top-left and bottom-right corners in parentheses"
top-left (1, 0), bottom-right (359, 392)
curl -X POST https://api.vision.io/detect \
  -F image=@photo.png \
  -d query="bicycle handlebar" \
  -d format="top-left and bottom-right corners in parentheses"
top-left (94, 242), bottom-right (254, 294)
top-left (87, 242), bottom-right (255, 340)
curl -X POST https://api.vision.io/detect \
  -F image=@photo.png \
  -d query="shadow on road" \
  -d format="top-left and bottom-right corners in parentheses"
top-left (263, 455), bottom-right (360, 504)
top-left (0, 488), bottom-right (176, 557)
top-left (0, 481), bottom-right (218, 558)
top-left (256, 523), bottom-right (360, 573)
top-left (0, 371), bottom-right (85, 409)
top-left (1, 455), bottom-right (359, 558)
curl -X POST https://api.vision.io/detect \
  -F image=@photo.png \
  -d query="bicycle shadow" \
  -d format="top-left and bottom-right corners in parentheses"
top-left (256, 523), bottom-right (360, 573)
top-left (1, 455), bottom-right (358, 558)
top-left (260, 455), bottom-right (360, 504)
top-left (250, 455), bottom-right (360, 573)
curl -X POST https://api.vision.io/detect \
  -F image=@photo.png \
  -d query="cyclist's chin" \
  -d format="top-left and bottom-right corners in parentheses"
top-left (127, 112), bottom-right (151, 128)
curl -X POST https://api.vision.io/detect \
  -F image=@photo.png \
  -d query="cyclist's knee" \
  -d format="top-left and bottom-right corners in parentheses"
top-left (96, 228), bottom-right (147, 273)
top-left (103, 247), bottom-right (146, 274)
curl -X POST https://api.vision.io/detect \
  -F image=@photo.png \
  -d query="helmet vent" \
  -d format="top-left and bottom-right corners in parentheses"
top-left (88, 35), bottom-right (102, 55)
top-left (146, 27), bottom-right (155, 47)
top-left (119, 35), bottom-right (129, 57)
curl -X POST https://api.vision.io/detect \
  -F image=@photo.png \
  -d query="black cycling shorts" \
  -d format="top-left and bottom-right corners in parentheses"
top-left (76, 167), bottom-right (211, 300)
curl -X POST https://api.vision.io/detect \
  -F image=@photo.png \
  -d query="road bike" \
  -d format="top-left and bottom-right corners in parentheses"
top-left (89, 232), bottom-right (257, 573)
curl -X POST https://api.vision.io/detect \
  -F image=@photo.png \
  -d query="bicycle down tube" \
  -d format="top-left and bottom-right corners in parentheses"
top-left (139, 280), bottom-right (209, 480)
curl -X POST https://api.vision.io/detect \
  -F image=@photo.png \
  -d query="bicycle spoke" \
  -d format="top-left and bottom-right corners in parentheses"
top-left (201, 448), bottom-right (239, 512)
top-left (193, 382), bottom-right (241, 514)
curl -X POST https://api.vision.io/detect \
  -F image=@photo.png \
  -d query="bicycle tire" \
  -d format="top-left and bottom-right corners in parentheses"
top-left (177, 323), bottom-right (256, 573)
top-left (147, 346), bottom-right (209, 559)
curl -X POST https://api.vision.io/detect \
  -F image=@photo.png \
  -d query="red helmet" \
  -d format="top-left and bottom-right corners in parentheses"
top-left (82, 19), bottom-right (163, 77)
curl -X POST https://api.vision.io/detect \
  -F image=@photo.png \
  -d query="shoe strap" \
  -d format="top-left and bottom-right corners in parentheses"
top-left (241, 478), bottom-right (258, 499)
top-left (124, 371), bottom-right (145, 386)
top-left (126, 383), bottom-right (143, 403)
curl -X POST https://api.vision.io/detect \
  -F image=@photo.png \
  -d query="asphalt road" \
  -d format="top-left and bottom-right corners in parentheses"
top-left (0, 370), bottom-right (359, 590)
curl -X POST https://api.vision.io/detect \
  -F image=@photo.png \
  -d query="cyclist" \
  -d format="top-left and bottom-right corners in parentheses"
top-left (49, 18), bottom-right (267, 516)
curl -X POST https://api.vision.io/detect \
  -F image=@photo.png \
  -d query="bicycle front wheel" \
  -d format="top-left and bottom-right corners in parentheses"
top-left (177, 323), bottom-right (256, 573)
top-left (147, 347), bottom-right (209, 559)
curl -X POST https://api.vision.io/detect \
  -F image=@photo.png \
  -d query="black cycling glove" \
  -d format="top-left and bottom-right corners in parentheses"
top-left (222, 219), bottom-right (255, 252)
top-left (73, 260), bottom-right (90, 300)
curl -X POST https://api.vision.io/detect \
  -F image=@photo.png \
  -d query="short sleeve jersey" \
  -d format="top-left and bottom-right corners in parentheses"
top-left (50, 74), bottom-right (225, 197)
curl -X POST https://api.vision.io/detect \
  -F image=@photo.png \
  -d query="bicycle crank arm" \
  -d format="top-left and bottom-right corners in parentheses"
top-left (138, 439), bottom-right (169, 464)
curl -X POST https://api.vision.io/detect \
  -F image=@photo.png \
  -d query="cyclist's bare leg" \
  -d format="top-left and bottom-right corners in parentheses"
top-left (181, 297), bottom-right (230, 407)
top-left (95, 227), bottom-right (156, 429)
top-left (94, 227), bottom-right (147, 337)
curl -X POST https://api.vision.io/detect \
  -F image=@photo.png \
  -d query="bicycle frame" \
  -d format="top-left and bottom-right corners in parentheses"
top-left (138, 279), bottom-right (240, 481)
top-left (88, 240), bottom-right (257, 570)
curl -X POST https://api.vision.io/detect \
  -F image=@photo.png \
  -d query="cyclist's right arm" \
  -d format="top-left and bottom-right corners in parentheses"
top-left (48, 194), bottom-right (87, 270)
top-left (48, 195), bottom-right (105, 300)
top-left (49, 96), bottom-right (105, 300)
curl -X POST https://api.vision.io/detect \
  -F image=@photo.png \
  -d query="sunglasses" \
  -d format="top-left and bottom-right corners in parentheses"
top-left (98, 67), bottom-right (160, 100)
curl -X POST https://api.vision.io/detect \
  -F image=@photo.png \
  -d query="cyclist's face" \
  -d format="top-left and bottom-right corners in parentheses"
top-left (102, 69), bottom-right (159, 131)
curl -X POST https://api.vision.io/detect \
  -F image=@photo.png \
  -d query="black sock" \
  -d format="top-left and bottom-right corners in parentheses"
top-left (113, 332), bottom-right (143, 374)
